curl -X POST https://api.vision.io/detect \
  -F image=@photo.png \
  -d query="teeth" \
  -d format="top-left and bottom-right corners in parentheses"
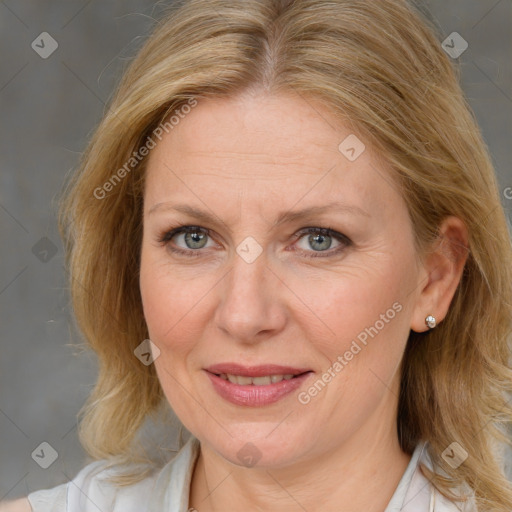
top-left (218, 373), bottom-right (296, 385)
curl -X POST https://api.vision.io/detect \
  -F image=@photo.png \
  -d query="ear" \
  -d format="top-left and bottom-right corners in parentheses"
top-left (410, 216), bottom-right (469, 333)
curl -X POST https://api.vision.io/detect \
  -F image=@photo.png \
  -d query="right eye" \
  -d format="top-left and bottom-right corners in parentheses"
top-left (157, 225), bottom-right (215, 256)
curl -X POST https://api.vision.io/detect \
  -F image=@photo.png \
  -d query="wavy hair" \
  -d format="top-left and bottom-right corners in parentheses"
top-left (57, 0), bottom-right (512, 509)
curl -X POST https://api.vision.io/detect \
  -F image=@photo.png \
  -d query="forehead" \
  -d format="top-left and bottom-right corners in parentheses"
top-left (143, 91), bottom-right (400, 222)
top-left (149, 92), bottom-right (351, 169)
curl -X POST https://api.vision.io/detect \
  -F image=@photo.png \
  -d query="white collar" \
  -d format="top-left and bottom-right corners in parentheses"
top-left (386, 441), bottom-right (477, 511)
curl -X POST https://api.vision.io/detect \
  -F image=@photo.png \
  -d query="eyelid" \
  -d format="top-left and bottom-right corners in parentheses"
top-left (158, 225), bottom-right (211, 244)
top-left (292, 226), bottom-right (351, 244)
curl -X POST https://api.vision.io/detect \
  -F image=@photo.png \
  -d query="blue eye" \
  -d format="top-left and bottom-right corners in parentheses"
top-left (292, 227), bottom-right (351, 256)
top-left (157, 225), bottom-right (212, 257)
top-left (157, 225), bottom-right (351, 258)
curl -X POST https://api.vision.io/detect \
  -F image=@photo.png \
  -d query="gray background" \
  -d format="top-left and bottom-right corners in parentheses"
top-left (1, 0), bottom-right (511, 501)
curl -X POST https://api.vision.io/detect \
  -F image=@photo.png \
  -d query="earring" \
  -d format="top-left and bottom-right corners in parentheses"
top-left (425, 315), bottom-right (436, 329)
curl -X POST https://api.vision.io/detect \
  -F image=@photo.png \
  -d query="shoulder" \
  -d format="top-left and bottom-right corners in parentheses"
top-left (25, 459), bottom-right (159, 512)
top-left (20, 435), bottom-right (200, 512)
top-left (0, 497), bottom-right (33, 512)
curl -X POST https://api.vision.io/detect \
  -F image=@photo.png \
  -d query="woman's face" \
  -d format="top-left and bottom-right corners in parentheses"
top-left (139, 91), bottom-right (426, 467)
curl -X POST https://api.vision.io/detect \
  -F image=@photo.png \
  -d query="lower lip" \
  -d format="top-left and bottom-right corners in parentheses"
top-left (204, 371), bottom-right (313, 407)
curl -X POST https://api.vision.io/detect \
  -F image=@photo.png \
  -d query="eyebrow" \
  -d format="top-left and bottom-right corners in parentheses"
top-left (147, 201), bottom-right (370, 226)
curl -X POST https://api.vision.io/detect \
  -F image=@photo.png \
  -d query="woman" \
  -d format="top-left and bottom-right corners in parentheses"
top-left (3, 0), bottom-right (512, 510)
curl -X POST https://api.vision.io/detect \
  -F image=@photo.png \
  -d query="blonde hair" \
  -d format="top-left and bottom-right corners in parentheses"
top-left (58, 0), bottom-right (512, 509)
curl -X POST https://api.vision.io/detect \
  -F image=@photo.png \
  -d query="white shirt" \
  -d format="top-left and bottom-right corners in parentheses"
top-left (27, 436), bottom-right (478, 511)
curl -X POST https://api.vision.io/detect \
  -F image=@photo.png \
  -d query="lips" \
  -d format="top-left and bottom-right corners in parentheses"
top-left (204, 362), bottom-right (314, 406)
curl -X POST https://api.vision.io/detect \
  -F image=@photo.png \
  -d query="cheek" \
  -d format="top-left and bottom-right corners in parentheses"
top-left (293, 268), bottom-right (410, 419)
top-left (289, 256), bottom-right (414, 408)
top-left (139, 252), bottom-right (207, 412)
top-left (139, 246), bottom-right (202, 354)
top-left (292, 262), bottom-right (409, 351)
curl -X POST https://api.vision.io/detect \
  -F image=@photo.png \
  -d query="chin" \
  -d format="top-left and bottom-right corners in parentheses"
top-left (197, 423), bottom-right (312, 469)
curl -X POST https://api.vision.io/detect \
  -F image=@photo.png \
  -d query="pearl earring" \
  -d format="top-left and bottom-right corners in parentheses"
top-left (425, 315), bottom-right (437, 329)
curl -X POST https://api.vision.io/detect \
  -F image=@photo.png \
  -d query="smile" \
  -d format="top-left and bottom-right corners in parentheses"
top-left (204, 369), bottom-right (313, 406)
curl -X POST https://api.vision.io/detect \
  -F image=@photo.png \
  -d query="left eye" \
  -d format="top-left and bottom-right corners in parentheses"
top-left (157, 225), bottom-right (351, 258)
top-left (293, 227), bottom-right (350, 256)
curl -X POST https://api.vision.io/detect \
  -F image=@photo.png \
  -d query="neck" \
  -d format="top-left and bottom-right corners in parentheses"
top-left (189, 399), bottom-right (412, 512)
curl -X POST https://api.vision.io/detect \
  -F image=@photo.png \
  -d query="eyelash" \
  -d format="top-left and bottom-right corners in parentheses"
top-left (156, 225), bottom-right (352, 259)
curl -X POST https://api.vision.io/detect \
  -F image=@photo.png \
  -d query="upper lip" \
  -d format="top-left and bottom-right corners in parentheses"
top-left (205, 363), bottom-right (312, 377)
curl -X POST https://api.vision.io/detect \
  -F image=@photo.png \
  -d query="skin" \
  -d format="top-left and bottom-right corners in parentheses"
top-left (139, 89), bottom-right (468, 512)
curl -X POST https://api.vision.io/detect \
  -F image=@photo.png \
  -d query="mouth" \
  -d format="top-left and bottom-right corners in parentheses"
top-left (204, 363), bottom-right (314, 406)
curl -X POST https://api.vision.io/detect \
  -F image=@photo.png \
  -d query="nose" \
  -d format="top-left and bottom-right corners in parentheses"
top-left (213, 246), bottom-right (287, 344)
